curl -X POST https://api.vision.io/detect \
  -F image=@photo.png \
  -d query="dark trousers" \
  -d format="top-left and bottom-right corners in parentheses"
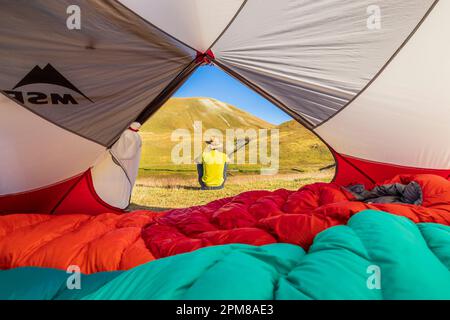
top-left (197, 163), bottom-right (227, 190)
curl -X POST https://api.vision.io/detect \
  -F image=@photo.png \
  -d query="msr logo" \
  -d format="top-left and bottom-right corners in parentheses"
top-left (2, 64), bottom-right (92, 105)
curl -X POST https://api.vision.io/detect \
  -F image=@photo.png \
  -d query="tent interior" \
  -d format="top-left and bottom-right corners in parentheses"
top-left (0, 0), bottom-right (449, 300)
top-left (1, 0), bottom-right (449, 214)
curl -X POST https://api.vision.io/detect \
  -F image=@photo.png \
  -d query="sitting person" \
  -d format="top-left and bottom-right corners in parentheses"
top-left (197, 136), bottom-right (228, 190)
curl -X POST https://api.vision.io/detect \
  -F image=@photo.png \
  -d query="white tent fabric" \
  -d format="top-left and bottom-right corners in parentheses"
top-left (0, 0), bottom-right (447, 212)
top-left (118, 0), bottom-right (245, 52)
top-left (0, 0), bottom-right (195, 146)
top-left (211, 0), bottom-right (435, 125)
top-left (91, 124), bottom-right (142, 209)
top-left (0, 94), bottom-right (105, 195)
top-left (316, 0), bottom-right (450, 169)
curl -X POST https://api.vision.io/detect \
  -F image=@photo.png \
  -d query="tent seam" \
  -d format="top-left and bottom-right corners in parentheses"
top-left (133, 59), bottom-right (200, 136)
top-left (315, 0), bottom-right (441, 129)
top-left (50, 170), bottom-right (89, 214)
top-left (211, 58), bottom-right (341, 182)
top-left (206, 0), bottom-right (249, 52)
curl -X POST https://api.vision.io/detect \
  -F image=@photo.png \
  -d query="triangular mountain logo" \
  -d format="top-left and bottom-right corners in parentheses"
top-left (3, 64), bottom-right (93, 105)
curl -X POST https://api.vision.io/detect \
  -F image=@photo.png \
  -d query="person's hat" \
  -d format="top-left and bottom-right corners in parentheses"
top-left (205, 136), bottom-right (223, 150)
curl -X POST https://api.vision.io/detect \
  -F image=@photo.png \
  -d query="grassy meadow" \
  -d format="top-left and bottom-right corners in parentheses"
top-left (130, 97), bottom-right (335, 210)
top-left (130, 169), bottom-right (334, 211)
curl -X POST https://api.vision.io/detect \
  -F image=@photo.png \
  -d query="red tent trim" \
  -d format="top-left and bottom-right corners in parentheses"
top-left (333, 152), bottom-right (450, 188)
top-left (0, 170), bottom-right (124, 215)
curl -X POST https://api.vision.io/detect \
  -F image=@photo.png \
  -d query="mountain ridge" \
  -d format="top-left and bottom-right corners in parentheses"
top-left (141, 97), bottom-right (275, 134)
top-left (139, 97), bottom-right (334, 172)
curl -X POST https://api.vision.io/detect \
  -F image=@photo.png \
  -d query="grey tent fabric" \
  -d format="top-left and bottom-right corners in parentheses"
top-left (0, 0), bottom-right (195, 146)
top-left (212, 0), bottom-right (435, 126)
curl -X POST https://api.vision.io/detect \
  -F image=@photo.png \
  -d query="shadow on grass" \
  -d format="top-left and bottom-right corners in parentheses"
top-left (174, 186), bottom-right (202, 190)
top-left (135, 184), bottom-right (202, 190)
top-left (127, 203), bottom-right (173, 212)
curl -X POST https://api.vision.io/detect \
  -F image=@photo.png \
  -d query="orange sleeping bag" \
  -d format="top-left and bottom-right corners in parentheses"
top-left (0, 174), bottom-right (449, 274)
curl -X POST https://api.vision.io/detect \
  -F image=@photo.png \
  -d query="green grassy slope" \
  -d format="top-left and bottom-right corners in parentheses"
top-left (142, 97), bottom-right (273, 133)
top-left (277, 120), bottom-right (334, 170)
top-left (138, 97), bottom-right (334, 177)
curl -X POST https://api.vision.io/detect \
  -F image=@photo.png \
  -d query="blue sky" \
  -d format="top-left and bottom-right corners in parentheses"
top-left (173, 65), bottom-right (292, 125)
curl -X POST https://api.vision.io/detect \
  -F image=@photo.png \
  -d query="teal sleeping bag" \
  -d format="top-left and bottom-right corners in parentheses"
top-left (1, 210), bottom-right (449, 300)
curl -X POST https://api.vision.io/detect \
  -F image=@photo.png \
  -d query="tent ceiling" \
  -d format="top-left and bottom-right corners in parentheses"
top-left (0, 0), bottom-right (195, 147)
top-left (0, 0), bottom-right (448, 199)
top-left (118, 0), bottom-right (245, 52)
top-left (211, 0), bottom-right (436, 126)
top-left (316, 0), bottom-right (450, 169)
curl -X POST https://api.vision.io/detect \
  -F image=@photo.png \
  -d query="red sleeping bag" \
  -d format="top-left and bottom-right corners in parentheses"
top-left (0, 174), bottom-right (449, 274)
